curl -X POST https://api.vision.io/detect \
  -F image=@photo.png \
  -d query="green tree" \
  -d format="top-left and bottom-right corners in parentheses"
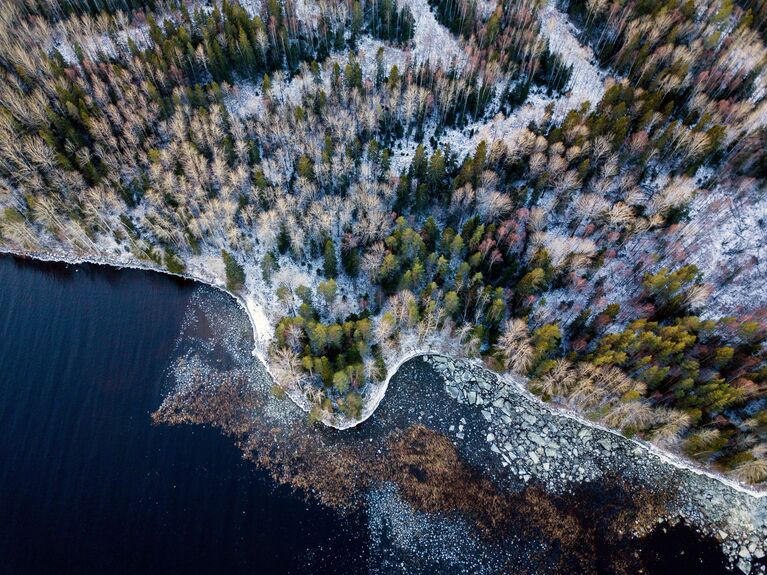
top-left (444, 291), bottom-right (460, 317)
top-left (333, 370), bottom-right (350, 394)
top-left (642, 265), bottom-right (701, 318)
top-left (221, 250), bottom-right (246, 291)
top-left (318, 278), bottom-right (337, 306)
top-left (261, 252), bottom-right (278, 284)
top-left (323, 238), bottom-right (338, 278)
top-left (517, 268), bottom-right (546, 298)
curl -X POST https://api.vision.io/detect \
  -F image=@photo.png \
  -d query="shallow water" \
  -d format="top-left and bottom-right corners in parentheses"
top-left (0, 255), bottom-right (365, 575)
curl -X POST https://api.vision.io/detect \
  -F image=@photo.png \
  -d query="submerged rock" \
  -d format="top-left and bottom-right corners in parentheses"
top-left (425, 354), bottom-right (767, 572)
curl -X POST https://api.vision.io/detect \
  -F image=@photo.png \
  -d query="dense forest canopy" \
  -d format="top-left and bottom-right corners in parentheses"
top-left (0, 0), bottom-right (766, 484)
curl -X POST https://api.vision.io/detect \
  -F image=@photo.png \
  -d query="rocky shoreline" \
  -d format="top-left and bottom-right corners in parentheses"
top-left (426, 354), bottom-right (767, 574)
top-left (5, 250), bottom-right (766, 572)
top-left (155, 279), bottom-right (758, 573)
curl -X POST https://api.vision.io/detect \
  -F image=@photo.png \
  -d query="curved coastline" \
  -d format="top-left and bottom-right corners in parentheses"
top-left (2, 247), bottom-right (765, 502)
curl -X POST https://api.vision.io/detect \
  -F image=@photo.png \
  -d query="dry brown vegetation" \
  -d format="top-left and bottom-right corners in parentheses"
top-left (153, 365), bottom-right (675, 573)
top-left (151, 367), bottom-right (261, 436)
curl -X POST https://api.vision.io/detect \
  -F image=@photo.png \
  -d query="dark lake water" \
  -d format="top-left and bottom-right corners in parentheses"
top-left (0, 255), bottom-right (365, 575)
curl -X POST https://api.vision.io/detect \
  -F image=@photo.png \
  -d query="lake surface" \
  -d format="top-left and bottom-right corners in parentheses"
top-left (0, 255), bottom-right (365, 575)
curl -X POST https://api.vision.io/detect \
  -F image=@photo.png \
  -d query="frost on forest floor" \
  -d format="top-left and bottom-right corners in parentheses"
top-left (399, 0), bottom-right (468, 71)
top-left (437, 0), bottom-right (608, 162)
top-left (225, 0), bottom-right (607, 178)
top-left (667, 184), bottom-right (767, 317)
top-left (52, 18), bottom-right (154, 65)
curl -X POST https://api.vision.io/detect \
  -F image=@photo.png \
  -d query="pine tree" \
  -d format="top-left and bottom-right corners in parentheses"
top-left (323, 238), bottom-right (338, 278)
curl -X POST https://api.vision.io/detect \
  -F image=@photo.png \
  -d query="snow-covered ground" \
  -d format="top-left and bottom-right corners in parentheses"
top-left (226, 0), bottom-right (607, 179)
top-left (400, 0), bottom-right (468, 70)
top-left (539, 0), bottom-right (606, 116)
top-left (52, 19), bottom-right (153, 65)
top-left (437, 0), bottom-right (608, 162)
top-left (672, 184), bottom-right (767, 317)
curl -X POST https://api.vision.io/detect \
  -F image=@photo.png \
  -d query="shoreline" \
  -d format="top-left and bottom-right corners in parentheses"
top-left (2, 247), bottom-right (765, 501)
top-left (417, 354), bottom-right (766, 573)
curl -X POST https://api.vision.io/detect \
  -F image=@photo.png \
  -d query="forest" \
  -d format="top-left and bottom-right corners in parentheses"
top-left (0, 0), bottom-right (766, 484)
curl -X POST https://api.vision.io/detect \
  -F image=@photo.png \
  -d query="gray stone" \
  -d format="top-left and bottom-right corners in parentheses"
top-left (529, 433), bottom-right (546, 446)
top-left (522, 413), bottom-right (537, 425)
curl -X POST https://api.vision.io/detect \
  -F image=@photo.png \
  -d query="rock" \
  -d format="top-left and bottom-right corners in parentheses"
top-left (486, 433), bottom-right (495, 442)
top-left (529, 451), bottom-right (540, 464)
top-left (522, 413), bottom-right (537, 425)
top-left (598, 439), bottom-right (613, 451)
top-left (481, 409), bottom-right (492, 422)
top-left (529, 432), bottom-right (546, 446)
top-left (490, 443), bottom-right (500, 454)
